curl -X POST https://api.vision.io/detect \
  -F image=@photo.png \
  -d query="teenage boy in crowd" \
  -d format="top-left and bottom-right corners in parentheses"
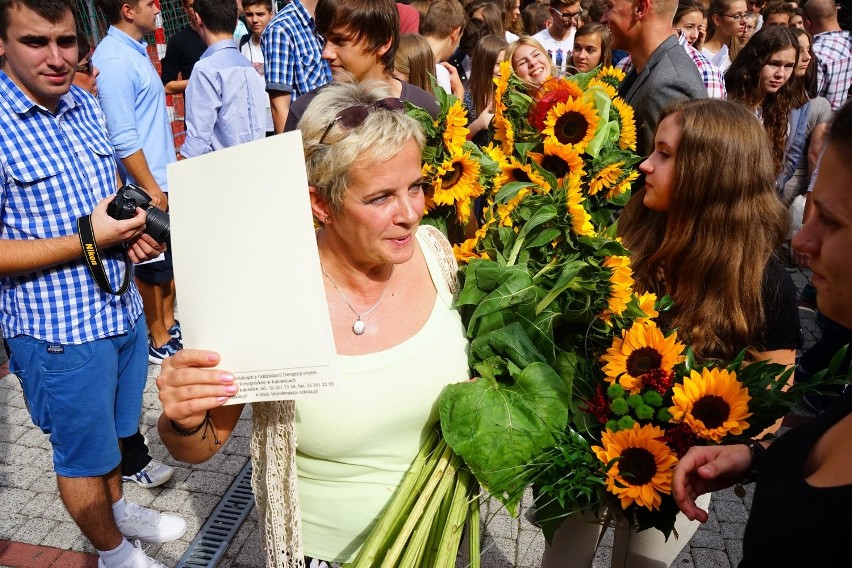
top-left (284, 0), bottom-right (440, 132)
top-left (534, 0), bottom-right (582, 76)
top-left (162, 0), bottom-right (206, 94)
top-left (420, 0), bottom-right (467, 97)
top-left (94, 0), bottom-right (181, 364)
top-left (181, 0), bottom-right (267, 157)
top-left (0, 0), bottom-right (185, 565)
top-left (238, 0), bottom-right (273, 135)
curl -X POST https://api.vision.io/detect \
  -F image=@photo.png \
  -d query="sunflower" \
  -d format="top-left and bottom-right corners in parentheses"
top-left (442, 99), bottom-right (469, 153)
top-left (588, 77), bottom-right (617, 99)
top-left (600, 255), bottom-right (634, 323)
top-left (670, 368), bottom-right (753, 443)
top-left (533, 139), bottom-right (586, 186)
top-left (454, 237), bottom-right (490, 263)
top-left (601, 321), bottom-right (685, 395)
top-left (492, 108), bottom-right (515, 155)
top-left (612, 97), bottom-right (637, 152)
top-left (566, 180), bottom-right (595, 237)
top-left (589, 162), bottom-right (625, 196)
top-left (529, 77), bottom-right (584, 130)
top-left (592, 423), bottom-right (679, 511)
top-left (432, 149), bottom-right (482, 223)
top-left (483, 143), bottom-right (511, 192)
top-left (597, 66), bottom-right (627, 88)
top-left (501, 156), bottom-right (549, 192)
top-left (496, 186), bottom-right (532, 227)
top-left (542, 97), bottom-right (599, 154)
top-left (635, 292), bottom-right (659, 322)
top-left (606, 170), bottom-right (639, 199)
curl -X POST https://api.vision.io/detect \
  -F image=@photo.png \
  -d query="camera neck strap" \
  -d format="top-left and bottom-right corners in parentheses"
top-left (76, 215), bottom-right (131, 296)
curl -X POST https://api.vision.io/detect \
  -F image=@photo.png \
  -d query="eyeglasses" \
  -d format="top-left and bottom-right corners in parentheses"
top-left (721, 11), bottom-right (749, 20)
top-left (551, 7), bottom-right (583, 22)
top-left (318, 98), bottom-right (405, 145)
top-left (76, 59), bottom-right (93, 75)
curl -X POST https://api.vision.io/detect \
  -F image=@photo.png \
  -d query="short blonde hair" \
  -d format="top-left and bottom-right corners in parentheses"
top-left (299, 82), bottom-right (425, 215)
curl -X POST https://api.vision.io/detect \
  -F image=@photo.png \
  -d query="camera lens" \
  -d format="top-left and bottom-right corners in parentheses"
top-left (145, 207), bottom-right (170, 243)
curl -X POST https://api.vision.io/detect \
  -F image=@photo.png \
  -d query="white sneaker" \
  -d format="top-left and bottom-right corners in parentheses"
top-left (122, 460), bottom-right (175, 489)
top-left (117, 502), bottom-right (187, 543)
top-left (97, 540), bottom-right (168, 568)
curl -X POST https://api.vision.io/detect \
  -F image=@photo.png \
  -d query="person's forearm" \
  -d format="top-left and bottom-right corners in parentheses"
top-left (120, 150), bottom-right (168, 208)
top-left (157, 405), bottom-right (243, 464)
top-left (269, 91), bottom-right (291, 134)
top-left (165, 79), bottom-right (189, 95)
top-left (0, 235), bottom-right (82, 278)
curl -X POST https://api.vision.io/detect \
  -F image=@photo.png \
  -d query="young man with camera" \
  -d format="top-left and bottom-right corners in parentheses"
top-left (0, 0), bottom-right (186, 565)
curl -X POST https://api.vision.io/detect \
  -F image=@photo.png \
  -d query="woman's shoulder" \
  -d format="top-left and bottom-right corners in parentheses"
top-left (417, 225), bottom-right (460, 298)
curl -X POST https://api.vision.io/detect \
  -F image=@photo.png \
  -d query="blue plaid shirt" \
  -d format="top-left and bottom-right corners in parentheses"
top-left (0, 72), bottom-right (143, 344)
top-left (260, 0), bottom-right (331, 98)
top-left (813, 30), bottom-right (852, 111)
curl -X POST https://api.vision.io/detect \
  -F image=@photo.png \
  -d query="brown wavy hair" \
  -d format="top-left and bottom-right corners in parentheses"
top-left (470, 35), bottom-right (509, 116)
top-left (725, 25), bottom-right (799, 173)
top-left (618, 100), bottom-right (788, 363)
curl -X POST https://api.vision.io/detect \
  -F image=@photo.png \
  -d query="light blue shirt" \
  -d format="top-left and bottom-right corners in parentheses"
top-left (93, 26), bottom-right (176, 192)
top-left (180, 40), bottom-right (266, 158)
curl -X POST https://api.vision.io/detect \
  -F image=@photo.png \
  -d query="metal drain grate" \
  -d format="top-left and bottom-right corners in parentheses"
top-left (175, 460), bottom-right (255, 568)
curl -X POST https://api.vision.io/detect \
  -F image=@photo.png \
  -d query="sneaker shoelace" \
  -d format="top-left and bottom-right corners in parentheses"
top-left (123, 503), bottom-right (160, 527)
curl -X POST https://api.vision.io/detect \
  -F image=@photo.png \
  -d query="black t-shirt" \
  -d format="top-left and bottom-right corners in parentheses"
top-left (283, 79), bottom-right (440, 133)
top-left (160, 25), bottom-right (206, 85)
top-left (740, 389), bottom-right (852, 567)
top-left (758, 256), bottom-right (802, 352)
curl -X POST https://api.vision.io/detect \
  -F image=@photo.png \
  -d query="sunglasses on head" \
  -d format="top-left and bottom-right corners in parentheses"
top-left (318, 98), bottom-right (405, 145)
top-left (76, 59), bottom-right (94, 76)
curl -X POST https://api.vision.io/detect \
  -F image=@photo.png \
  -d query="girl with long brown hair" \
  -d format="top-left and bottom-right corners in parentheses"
top-left (726, 25), bottom-right (800, 184)
top-left (466, 34), bottom-right (510, 143)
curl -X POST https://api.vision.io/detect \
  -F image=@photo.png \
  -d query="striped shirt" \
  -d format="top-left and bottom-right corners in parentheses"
top-left (812, 30), bottom-right (852, 111)
top-left (260, 0), bottom-right (331, 98)
top-left (0, 72), bottom-right (143, 344)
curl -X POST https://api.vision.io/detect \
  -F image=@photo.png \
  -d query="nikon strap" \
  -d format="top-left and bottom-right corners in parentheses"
top-left (77, 215), bottom-right (131, 296)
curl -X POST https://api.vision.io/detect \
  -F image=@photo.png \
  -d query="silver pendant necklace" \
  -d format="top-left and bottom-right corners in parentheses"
top-left (321, 265), bottom-right (394, 335)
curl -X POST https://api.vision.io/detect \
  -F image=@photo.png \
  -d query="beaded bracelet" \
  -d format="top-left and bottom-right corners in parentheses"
top-left (170, 411), bottom-right (208, 437)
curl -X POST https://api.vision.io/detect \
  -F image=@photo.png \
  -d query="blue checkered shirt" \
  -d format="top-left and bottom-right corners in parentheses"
top-left (813, 30), bottom-right (852, 111)
top-left (0, 73), bottom-right (143, 344)
top-left (260, 0), bottom-right (331, 98)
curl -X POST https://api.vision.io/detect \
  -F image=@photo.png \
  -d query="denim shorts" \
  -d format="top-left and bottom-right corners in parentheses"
top-left (7, 315), bottom-right (149, 477)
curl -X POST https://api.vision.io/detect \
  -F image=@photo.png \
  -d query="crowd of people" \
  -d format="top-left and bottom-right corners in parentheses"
top-left (0, 0), bottom-right (850, 566)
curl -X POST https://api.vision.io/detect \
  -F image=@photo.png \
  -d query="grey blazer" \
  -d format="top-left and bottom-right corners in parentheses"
top-left (619, 35), bottom-right (709, 156)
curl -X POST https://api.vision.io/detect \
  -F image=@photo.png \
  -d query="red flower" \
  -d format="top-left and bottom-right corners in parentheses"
top-left (581, 383), bottom-right (609, 425)
top-left (662, 423), bottom-right (698, 458)
top-left (528, 78), bottom-right (584, 131)
top-left (643, 368), bottom-right (675, 395)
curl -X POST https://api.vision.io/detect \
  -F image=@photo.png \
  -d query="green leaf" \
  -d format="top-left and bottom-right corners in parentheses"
top-left (439, 360), bottom-right (572, 516)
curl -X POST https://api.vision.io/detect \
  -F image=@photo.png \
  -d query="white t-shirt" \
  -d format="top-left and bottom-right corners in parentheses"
top-left (533, 27), bottom-right (576, 76)
top-left (701, 44), bottom-right (731, 72)
top-left (435, 63), bottom-right (452, 94)
top-left (240, 38), bottom-right (273, 133)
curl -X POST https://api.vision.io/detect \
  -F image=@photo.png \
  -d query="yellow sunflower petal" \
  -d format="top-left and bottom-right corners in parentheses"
top-left (670, 368), bottom-right (753, 443)
top-left (542, 98), bottom-right (599, 155)
top-left (601, 321), bottom-right (686, 395)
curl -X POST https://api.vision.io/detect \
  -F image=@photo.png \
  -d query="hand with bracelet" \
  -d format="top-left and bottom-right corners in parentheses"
top-left (156, 350), bottom-right (244, 463)
top-left (672, 440), bottom-right (768, 522)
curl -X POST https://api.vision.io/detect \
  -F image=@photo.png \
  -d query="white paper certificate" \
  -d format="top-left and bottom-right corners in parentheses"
top-left (167, 133), bottom-right (340, 403)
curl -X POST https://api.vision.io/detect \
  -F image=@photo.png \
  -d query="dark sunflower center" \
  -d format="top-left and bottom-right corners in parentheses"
top-left (554, 111), bottom-right (589, 145)
top-left (511, 168), bottom-right (532, 183)
top-left (692, 395), bottom-right (730, 429)
top-left (541, 155), bottom-right (569, 179)
top-left (619, 447), bottom-right (657, 486)
top-left (441, 162), bottom-right (463, 189)
top-left (626, 347), bottom-right (663, 377)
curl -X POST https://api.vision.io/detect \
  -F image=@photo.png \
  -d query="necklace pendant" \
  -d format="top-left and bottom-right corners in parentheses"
top-left (352, 319), bottom-right (366, 335)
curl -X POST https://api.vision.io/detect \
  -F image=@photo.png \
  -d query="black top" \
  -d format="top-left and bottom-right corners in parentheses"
top-left (283, 79), bottom-right (440, 133)
top-left (160, 25), bottom-right (206, 85)
top-left (740, 390), bottom-right (852, 567)
top-left (759, 257), bottom-right (802, 352)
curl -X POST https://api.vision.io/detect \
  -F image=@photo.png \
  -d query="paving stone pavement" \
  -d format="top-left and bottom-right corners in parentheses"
top-left (0, 265), bottom-right (821, 568)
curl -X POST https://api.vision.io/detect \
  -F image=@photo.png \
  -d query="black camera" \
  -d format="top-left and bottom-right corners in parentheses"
top-left (107, 184), bottom-right (170, 244)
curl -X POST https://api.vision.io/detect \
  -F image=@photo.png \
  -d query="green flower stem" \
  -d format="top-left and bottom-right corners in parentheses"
top-left (345, 429), bottom-right (443, 567)
top-left (434, 462), bottom-right (473, 566)
top-left (468, 487), bottom-right (481, 568)
top-left (384, 444), bottom-right (458, 567)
